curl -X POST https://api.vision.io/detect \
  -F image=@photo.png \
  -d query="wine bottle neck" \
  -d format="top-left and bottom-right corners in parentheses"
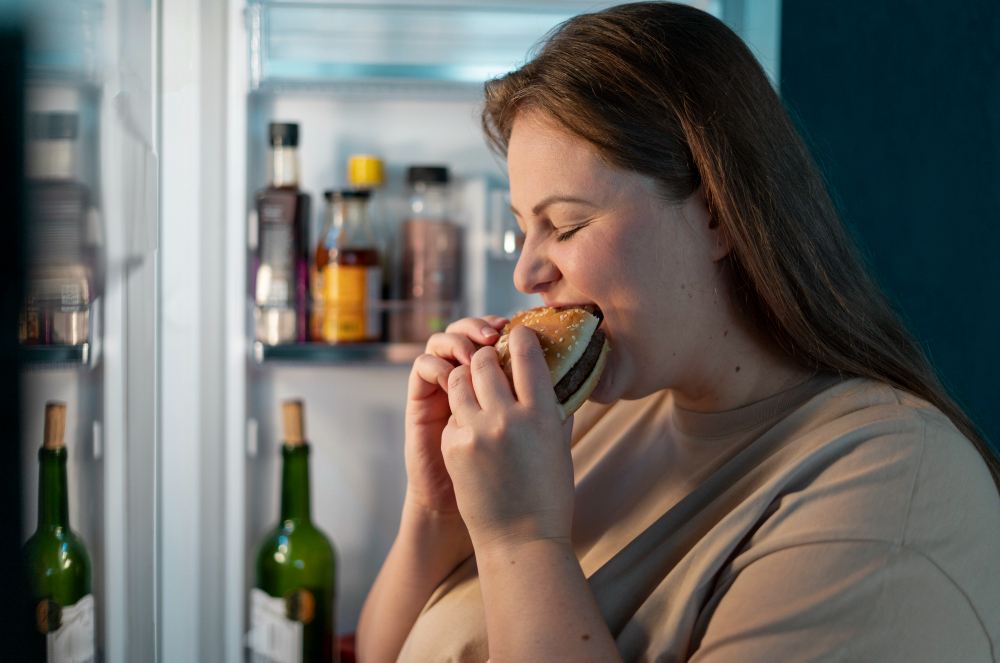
top-left (280, 443), bottom-right (311, 522)
top-left (36, 447), bottom-right (70, 530)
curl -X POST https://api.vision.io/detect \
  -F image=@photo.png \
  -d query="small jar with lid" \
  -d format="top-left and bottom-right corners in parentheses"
top-left (395, 166), bottom-right (463, 343)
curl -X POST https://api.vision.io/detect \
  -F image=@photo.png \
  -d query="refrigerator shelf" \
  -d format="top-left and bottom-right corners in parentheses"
top-left (21, 342), bottom-right (91, 369)
top-left (253, 340), bottom-right (424, 365)
top-left (245, 1), bottom-right (607, 90)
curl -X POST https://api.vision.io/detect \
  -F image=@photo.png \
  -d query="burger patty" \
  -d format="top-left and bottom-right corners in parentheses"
top-left (554, 329), bottom-right (606, 403)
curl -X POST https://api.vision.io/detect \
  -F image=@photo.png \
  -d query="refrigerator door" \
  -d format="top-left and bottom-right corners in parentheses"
top-left (21, 0), bottom-right (158, 661)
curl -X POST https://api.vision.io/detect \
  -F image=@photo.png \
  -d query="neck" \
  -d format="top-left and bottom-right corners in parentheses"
top-left (270, 146), bottom-right (299, 188)
top-left (671, 313), bottom-right (815, 413)
top-left (280, 443), bottom-right (311, 523)
top-left (36, 447), bottom-right (70, 531)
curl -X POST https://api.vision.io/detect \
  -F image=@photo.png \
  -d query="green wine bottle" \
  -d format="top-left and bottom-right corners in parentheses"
top-left (251, 400), bottom-right (337, 663)
top-left (23, 401), bottom-right (95, 662)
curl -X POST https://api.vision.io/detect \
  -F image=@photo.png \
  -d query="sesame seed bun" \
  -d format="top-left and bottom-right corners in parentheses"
top-left (495, 305), bottom-right (610, 419)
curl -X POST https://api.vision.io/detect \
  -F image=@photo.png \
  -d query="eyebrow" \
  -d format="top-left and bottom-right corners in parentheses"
top-left (509, 195), bottom-right (598, 219)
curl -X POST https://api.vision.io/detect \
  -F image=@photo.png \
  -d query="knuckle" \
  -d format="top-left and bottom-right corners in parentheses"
top-left (448, 365), bottom-right (467, 387)
top-left (424, 332), bottom-right (446, 352)
top-left (509, 326), bottom-right (540, 355)
top-left (509, 344), bottom-right (536, 359)
top-left (509, 339), bottom-right (540, 359)
top-left (486, 418), bottom-right (509, 441)
top-left (471, 346), bottom-right (497, 370)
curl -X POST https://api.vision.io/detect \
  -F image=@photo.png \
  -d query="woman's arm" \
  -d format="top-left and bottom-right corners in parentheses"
top-left (476, 536), bottom-right (622, 663)
top-left (355, 497), bottom-right (472, 663)
top-left (357, 316), bottom-right (509, 662)
top-left (440, 329), bottom-right (623, 661)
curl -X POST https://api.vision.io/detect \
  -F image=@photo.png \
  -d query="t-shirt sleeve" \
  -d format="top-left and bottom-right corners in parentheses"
top-left (686, 540), bottom-right (994, 662)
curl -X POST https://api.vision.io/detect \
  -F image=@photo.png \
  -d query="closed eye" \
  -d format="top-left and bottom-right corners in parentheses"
top-left (555, 221), bottom-right (592, 242)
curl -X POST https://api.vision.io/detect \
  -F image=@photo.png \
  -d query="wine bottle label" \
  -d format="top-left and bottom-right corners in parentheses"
top-left (40, 594), bottom-right (95, 663)
top-left (285, 589), bottom-right (315, 625)
top-left (248, 588), bottom-right (303, 663)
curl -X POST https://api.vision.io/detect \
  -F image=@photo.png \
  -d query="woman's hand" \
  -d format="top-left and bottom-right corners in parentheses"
top-left (440, 324), bottom-right (576, 552)
top-left (404, 315), bottom-right (509, 517)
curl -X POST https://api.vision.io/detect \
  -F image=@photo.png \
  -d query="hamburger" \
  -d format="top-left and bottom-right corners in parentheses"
top-left (495, 305), bottom-right (611, 419)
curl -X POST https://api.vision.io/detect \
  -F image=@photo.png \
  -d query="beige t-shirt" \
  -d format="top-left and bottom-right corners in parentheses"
top-left (397, 374), bottom-right (1000, 662)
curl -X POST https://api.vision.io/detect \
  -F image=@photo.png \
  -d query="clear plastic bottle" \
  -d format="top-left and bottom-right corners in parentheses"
top-left (395, 166), bottom-right (462, 342)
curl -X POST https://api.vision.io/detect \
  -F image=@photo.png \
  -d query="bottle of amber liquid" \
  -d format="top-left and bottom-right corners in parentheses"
top-left (23, 402), bottom-right (95, 662)
top-left (346, 155), bottom-right (391, 340)
top-left (250, 400), bottom-right (337, 663)
top-left (313, 190), bottom-right (381, 343)
top-left (254, 123), bottom-right (311, 345)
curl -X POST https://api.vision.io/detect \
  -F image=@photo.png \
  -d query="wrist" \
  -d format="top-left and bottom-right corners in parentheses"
top-left (399, 494), bottom-right (473, 569)
top-left (474, 531), bottom-right (574, 567)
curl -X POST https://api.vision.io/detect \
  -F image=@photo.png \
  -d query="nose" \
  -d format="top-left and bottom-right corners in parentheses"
top-left (513, 234), bottom-right (560, 295)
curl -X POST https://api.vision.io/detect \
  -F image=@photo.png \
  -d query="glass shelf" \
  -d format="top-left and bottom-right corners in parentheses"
top-left (21, 343), bottom-right (91, 369)
top-left (253, 341), bottom-right (424, 365)
top-left (246, 1), bottom-right (611, 90)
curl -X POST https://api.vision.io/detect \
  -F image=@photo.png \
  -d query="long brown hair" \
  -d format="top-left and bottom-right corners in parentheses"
top-left (482, 1), bottom-right (1000, 489)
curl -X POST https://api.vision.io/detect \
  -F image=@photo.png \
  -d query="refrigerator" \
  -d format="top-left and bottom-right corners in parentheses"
top-left (18, 1), bottom-right (781, 660)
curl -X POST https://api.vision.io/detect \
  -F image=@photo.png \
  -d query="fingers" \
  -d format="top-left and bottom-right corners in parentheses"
top-left (447, 364), bottom-right (481, 422)
top-left (469, 346), bottom-right (515, 410)
top-left (508, 325), bottom-right (558, 410)
top-left (409, 353), bottom-right (458, 401)
top-left (424, 332), bottom-right (478, 366)
top-left (445, 316), bottom-right (509, 346)
top-left (425, 316), bottom-right (510, 366)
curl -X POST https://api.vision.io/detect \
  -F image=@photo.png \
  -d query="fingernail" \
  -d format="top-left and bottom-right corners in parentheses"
top-left (482, 326), bottom-right (499, 338)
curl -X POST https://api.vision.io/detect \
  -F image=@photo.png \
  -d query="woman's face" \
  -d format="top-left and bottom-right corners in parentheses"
top-left (507, 111), bottom-right (730, 403)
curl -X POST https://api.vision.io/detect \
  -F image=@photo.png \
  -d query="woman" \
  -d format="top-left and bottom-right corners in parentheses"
top-left (357, 3), bottom-right (1000, 661)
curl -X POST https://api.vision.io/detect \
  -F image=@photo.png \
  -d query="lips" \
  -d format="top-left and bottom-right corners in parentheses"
top-left (545, 302), bottom-right (603, 319)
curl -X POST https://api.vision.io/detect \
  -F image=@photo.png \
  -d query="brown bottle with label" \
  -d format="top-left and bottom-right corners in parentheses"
top-left (254, 122), bottom-right (311, 345)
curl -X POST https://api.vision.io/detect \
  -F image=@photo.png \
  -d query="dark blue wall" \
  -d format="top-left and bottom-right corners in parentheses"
top-left (780, 1), bottom-right (1000, 449)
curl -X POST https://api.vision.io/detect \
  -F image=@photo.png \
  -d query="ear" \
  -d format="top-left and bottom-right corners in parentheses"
top-left (690, 185), bottom-right (731, 262)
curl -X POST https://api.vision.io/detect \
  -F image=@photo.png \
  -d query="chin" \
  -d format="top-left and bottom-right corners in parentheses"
top-left (588, 358), bottom-right (621, 404)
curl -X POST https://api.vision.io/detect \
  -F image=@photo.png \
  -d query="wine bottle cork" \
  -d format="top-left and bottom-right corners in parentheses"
top-left (43, 401), bottom-right (67, 450)
top-left (281, 399), bottom-right (306, 446)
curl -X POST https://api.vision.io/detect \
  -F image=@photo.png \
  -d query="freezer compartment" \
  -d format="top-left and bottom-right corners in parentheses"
top-left (246, 0), bottom-right (615, 91)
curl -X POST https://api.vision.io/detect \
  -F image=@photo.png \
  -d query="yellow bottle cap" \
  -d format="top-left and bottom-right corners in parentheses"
top-left (348, 155), bottom-right (385, 188)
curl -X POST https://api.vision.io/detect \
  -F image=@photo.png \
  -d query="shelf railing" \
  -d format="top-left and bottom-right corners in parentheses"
top-left (21, 342), bottom-right (91, 369)
top-left (252, 340), bottom-right (424, 365)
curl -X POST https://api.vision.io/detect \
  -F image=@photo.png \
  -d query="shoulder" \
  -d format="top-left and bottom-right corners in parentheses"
top-left (756, 376), bottom-right (999, 548)
top-left (787, 376), bottom-right (997, 528)
top-left (734, 376), bottom-right (1000, 648)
